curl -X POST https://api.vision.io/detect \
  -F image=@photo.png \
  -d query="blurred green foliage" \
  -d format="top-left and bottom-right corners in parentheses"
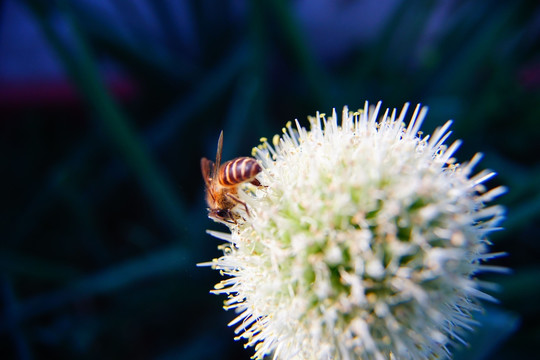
top-left (1, 0), bottom-right (539, 359)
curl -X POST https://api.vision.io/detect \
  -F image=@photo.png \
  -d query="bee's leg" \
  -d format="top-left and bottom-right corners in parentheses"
top-left (250, 178), bottom-right (268, 188)
top-left (210, 212), bottom-right (235, 225)
top-left (226, 193), bottom-right (250, 216)
top-left (222, 213), bottom-right (237, 225)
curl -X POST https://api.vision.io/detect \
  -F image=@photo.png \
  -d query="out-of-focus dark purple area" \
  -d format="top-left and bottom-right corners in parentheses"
top-left (1, 0), bottom-right (539, 359)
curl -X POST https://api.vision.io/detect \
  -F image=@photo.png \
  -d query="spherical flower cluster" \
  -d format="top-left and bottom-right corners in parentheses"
top-left (199, 101), bottom-right (506, 359)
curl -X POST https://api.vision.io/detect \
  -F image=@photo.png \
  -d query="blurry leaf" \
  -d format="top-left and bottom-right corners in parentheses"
top-left (266, 0), bottom-right (335, 109)
top-left (145, 44), bottom-right (248, 148)
top-left (73, 0), bottom-right (199, 83)
top-left (154, 331), bottom-right (230, 360)
top-left (453, 306), bottom-right (519, 360)
top-left (221, 76), bottom-right (260, 159)
top-left (0, 245), bottom-right (192, 330)
top-left (2, 276), bottom-right (33, 360)
top-left (504, 192), bottom-right (540, 233)
top-left (23, 0), bottom-right (190, 237)
top-left (496, 267), bottom-right (540, 308)
top-left (0, 251), bottom-right (81, 283)
top-left (432, 2), bottom-right (520, 95)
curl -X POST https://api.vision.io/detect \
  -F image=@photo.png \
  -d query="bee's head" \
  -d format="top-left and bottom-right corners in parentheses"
top-left (209, 209), bottom-right (237, 224)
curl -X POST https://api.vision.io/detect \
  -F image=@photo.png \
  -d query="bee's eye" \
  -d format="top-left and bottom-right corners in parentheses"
top-left (217, 210), bottom-right (228, 218)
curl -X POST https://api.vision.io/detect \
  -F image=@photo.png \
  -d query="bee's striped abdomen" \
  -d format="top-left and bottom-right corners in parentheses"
top-left (219, 157), bottom-right (261, 186)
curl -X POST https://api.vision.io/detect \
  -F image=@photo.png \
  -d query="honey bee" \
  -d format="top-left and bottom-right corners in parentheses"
top-left (201, 131), bottom-right (262, 223)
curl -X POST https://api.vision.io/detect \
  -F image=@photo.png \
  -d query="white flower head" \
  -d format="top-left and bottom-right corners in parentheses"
top-left (199, 101), bottom-right (506, 360)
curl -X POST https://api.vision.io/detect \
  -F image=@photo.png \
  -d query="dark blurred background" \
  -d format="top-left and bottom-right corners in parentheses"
top-left (1, 0), bottom-right (539, 359)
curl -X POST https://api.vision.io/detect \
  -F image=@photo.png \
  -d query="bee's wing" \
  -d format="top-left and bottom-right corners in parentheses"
top-left (200, 157), bottom-right (214, 188)
top-left (214, 131), bottom-right (224, 175)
